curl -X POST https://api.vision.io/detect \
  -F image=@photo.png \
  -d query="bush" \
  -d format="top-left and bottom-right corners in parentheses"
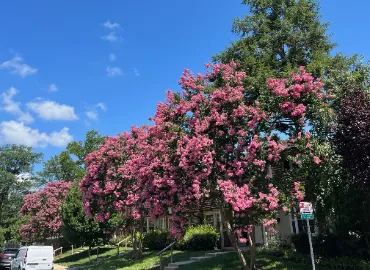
top-left (181, 224), bottom-right (219, 251)
top-left (292, 232), bottom-right (369, 259)
top-left (259, 246), bottom-right (370, 270)
top-left (291, 232), bottom-right (310, 254)
top-left (142, 230), bottom-right (172, 250)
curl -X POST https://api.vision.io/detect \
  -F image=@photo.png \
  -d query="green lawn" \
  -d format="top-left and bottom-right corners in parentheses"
top-left (55, 246), bottom-right (89, 259)
top-left (55, 247), bottom-right (129, 268)
top-left (55, 248), bottom-right (209, 269)
top-left (56, 248), bottom-right (334, 270)
top-left (180, 252), bottom-right (333, 270)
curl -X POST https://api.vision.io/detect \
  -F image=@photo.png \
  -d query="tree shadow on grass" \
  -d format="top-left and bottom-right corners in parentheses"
top-left (76, 251), bottom-right (157, 270)
top-left (180, 253), bottom-right (316, 270)
top-left (55, 247), bottom-right (114, 267)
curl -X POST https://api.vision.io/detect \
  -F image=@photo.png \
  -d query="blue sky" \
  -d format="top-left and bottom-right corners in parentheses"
top-left (0, 0), bottom-right (369, 163)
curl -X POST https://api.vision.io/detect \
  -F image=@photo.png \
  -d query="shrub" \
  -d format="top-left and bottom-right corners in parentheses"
top-left (142, 230), bottom-right (171, 250)
top-left (181, 224), bottom-right (219, 251)
top-left (259, 246), bottom-right (370, 270)
top-left (292, 232), bottom-right (369, 259)
top-left (291, 232), bottom-right (310, 254)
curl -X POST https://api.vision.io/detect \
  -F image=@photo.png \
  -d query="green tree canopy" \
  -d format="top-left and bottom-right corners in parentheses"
top-left (38, 130), bottom-right (106, 184)
top-left (38, 151), bottom-right (85, 184)
top-left (61, 181), bottom-right (110, 247)
top-left (0, 145), bottom-right (42, 242)
top-left (214, 0), bottom-right (334, 97)
top-left (67, 130), bottom-right (106, 169)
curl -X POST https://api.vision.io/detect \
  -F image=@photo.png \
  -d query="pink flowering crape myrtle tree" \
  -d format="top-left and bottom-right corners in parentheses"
top-left (148, 63), bottom-right (327, 269)
top-left (80, 62), bottom-right (329, 269)
top-left (20, 181), bottom-right (72, 242)
top-left (80, 130), bottom-right (154, 255)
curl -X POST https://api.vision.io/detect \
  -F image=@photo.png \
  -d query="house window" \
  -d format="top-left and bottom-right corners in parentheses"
top-left (204, 212), bottom-right (221, 231)
top-left (205, 214), bottom-right (214, 226)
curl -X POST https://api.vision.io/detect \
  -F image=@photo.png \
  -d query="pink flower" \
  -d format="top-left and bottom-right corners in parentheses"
top-left (313, 156), bottom-right (321, 164)
top-left (239, 238), bottom-right (247, 243)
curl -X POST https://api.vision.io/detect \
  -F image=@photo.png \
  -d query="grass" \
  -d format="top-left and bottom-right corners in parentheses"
top-left (180, 252), bottom-right (333, 270)
top-left (56, 248), bottom-right (210, 269)
top-left (56, 248), bottom-right (334, 270)
top-left (55, 246), bottom-right (89, 259)
top-left (55, 246), bottom-right (130, 268)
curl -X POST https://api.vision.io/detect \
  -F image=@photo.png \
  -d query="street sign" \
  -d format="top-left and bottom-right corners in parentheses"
top-left (299, 202), bottom-right (316, 270)
top-left (301, 213), bottom-right (313, 219)
top-left (299, 202), bottom-right (313, 219)
top-left (299, 202), bottom-right (313, 213)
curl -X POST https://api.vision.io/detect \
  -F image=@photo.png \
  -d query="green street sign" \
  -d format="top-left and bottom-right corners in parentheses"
top-left (301, 213), bottom-right (313, 219)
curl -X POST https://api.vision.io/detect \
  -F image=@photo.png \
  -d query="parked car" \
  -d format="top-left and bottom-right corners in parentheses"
top-left (10, 246), bottom-right (53, 270)
top-left (0, 248), bottom-right (18, 270)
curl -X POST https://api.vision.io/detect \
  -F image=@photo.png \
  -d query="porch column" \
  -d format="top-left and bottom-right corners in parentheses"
top-left (219, 210), bottom-right (224, 249)
top-left (262, 226), bottom-right (268, 246)
top-left (293, 207), bottom-right (299, 233)
top-left (289, 211), bottom-right (294, 234)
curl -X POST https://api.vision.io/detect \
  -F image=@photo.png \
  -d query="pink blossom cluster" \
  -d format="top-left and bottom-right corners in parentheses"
top-left (19, 181), bottom-right (72, 241)
top-left (268, 67), bottom-right (325, 121)
top-left (80, 62), bottom-right (324, 239)
top-left (291, 182), bottom-right (304, 201)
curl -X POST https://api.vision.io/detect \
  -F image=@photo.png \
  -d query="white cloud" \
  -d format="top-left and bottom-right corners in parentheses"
top-left (85, 103), bottom-right (107, 121)
top-left (0, 121), bottom-right (73, 148)
top-left (103, 20), bottom-right (120, 29)
top-left (0, 87), bottom-right (34, 124)
top-left (86, 111), bottom-right (98, 120)
top-left (101, 32), bottom-right (118, 42)
top-left (48, 84), bottom-right (58, 92)
top-left (106, 66), bottom-right (122, 77)
top-left (27, 100), bottom-right (78, 121)
top-left (96, 102), bottom-right (107, 112)
top-left (133, 68), bottom-right (140, 77)
top-left (0, 55), bottom-right (37, 77)
top-left (109, 54), bottom-right (116, 62)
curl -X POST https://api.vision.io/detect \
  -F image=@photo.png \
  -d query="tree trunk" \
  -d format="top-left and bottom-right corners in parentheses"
top-left (221, 208), bottom-right (249, 270)
top-left (132, 228), bottom-right (137, 253)
top-left (248, 226), bottom-right (257, 270)
top-left (137, 219), bottom-right (144, 256)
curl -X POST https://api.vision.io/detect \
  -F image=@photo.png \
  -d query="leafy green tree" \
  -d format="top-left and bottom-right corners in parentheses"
top-left (61, 182), bottom-right (110, 248)
top-left (39, 130), bottom-right (105, 184)
top-left (67, 130), bottom-right (106, 169)
top-left (0, 145), bottom-right (42, 241)
top-left (214, 0), bottom-right (334, 99)
top-left (38, 151), bottom-right (84, 184)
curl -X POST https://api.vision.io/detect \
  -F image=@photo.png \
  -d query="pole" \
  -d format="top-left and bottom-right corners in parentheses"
top-left (160, 254), bottom-right (163, 270)
top-left (72, 245), bottom-right (74, 255)
top-left (306, 219), bottom-right (316, 270)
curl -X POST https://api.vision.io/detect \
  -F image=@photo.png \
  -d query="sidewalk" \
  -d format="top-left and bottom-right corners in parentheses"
top-left (54, 264), bottom-right (76, 270)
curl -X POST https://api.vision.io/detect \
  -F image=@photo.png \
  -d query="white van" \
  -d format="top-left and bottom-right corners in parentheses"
top-left (10, 246), bottom-right (53, 270)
